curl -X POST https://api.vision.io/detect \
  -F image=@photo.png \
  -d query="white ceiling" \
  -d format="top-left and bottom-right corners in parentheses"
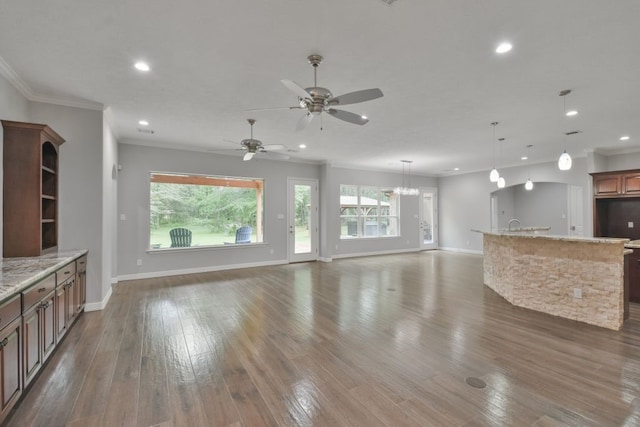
top-left (1, 0), bottom-right (639, 176)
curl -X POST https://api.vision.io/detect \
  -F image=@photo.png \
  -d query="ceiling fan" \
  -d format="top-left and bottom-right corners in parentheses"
top-left (222, 119), bottom-right (289, 161)
top-left (251, 54), bottom-right (384, 131)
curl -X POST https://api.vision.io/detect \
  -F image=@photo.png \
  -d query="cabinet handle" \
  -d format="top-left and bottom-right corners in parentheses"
top-left (38, 287), bottom-right (46, 293)
top-left (63, 271), bottom-right (70, 275)
top-left (1, 338), bottom-right (7, 347)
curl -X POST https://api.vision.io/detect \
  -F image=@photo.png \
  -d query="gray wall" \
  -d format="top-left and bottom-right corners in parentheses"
top-left (495, 182), bottom-right (569, 234)
top-left (29, 103), bottom-right (105, 306)
top-left (117, 143), bottom-right (320, 277)
top-left (0, 74), bottom-right (30, 252)
top-left (438, 157), bottom-right (591, 252)
top-left (116, 144), bottom-right (439, 277)
top-left (329, 167), bottom-right (437, 258)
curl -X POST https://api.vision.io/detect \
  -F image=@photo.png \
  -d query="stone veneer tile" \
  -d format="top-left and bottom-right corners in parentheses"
top-left (483, 233), bottom-right (624, 330)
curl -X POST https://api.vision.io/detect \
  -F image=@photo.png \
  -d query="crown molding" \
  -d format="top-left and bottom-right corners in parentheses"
top-left (0, 54), bottom-right (103, 111)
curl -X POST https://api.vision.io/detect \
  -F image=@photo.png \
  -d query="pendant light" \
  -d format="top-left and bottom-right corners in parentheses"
top-left (557, 90), bottom-right (572, 171)
top-left (489, 122), bottom-right (499, 182)
top-left (497, 137), bottom-right (506, 188)
top-left (393, 160), bottom-right (419, 196)
top-left (525, 144), bottom-right (534, 191)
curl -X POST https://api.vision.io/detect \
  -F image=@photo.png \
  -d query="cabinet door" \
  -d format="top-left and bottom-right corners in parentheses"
top-left (623, 173), bottom-right (640, 195)
top-left (42, 294), bottom-right (56, 362)
top-left (594, 175), bottom-right (621, 195)
top-left (0, 318), bottom-right (21, 416)
top-left (55, 285), bottom-right (68, 341)
top-left (22, 308), bottom-right (41, 387)
top-left (66, 279), bottom-right (77, 324)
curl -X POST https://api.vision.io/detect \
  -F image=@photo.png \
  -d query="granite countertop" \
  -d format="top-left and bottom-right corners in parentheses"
top-left (496, 226), bottom-right (552, 232)
top-left (625, 240), bottom-right (640, 249)
top-left (0, 250), bottom-right (88, 303)
top-left (471, 229), bottom-right (630, 245)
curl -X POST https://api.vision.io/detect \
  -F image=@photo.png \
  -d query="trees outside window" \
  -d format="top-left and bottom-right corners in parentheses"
top-left (149, 173), bottom-right (264, 248)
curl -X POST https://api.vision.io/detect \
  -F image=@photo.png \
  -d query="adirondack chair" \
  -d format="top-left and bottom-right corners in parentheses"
top-left (234, 226), bottom-right (252, 244)
top-left (169, 228), bottom-right (192, 247)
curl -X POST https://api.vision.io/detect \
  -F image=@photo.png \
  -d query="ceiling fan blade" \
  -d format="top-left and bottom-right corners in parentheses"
top-left (263, 152), bottom-right (291, 160)
top-left (243, 152), bottom-right (256, 161)
top-left (328, 88), bottom-right (383, 106)
top-left (261, 144), bottom-right (286, 151)
top-left (244, 106), bottom-right (295, 112)
top-left (281, 79), bottom-right (311, 100)
top-left (296, 113), bottom-right (314, 131)
top-left (326, 109), bottom-right (369, 125)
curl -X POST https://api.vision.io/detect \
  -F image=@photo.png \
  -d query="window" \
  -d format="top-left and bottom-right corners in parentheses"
top-left (340, 185), bottom-right (399, 238)
top-left (149, 172), bottom-right (264, 249)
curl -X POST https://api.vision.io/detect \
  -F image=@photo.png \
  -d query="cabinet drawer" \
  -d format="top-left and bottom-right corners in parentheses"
top-left (22, 274), bottom-right (56, 310)
top-left (56, 261), bottom-right (76, 285)
top-left (0, 295), bottom-right (21, 330)
top-left (76, 255), bottom-right (87, 273)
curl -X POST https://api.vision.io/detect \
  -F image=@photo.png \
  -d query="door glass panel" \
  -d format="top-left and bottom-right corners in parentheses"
top-left (294, 184), bottom-right (311, 254)
top-left (422, 192), bottom-right (434, 244)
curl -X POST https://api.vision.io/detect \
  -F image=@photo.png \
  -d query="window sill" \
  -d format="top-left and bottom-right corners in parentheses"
top-left (147, 242), bottom-right (268, 254)
top-left (339, 236), bottom-right (400, 240)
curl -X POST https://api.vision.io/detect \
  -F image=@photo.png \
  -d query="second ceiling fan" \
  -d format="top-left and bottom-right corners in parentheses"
top-left (270, 54), bottom-right (384, 131)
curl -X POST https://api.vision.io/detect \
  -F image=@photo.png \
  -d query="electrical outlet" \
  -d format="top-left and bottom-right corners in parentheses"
top-left (573, 288), bottom-right (582, 299)
top-left (269, 248), bottom-right (274, 255)
top-left (120, 214), bottom-right (126, 220)
top-left (136, 259), bottom-right (142, 266)
top-left (629, 222), bottom-right (634, 228)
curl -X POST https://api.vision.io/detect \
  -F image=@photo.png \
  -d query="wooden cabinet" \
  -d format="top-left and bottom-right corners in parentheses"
top-left (592, 169), bottom-right (640, 198)
top-left (0, 296), bottom-right (22, 420)
top-left (21, 275), bottom-right (56, 388)
top-left (76, 255), bottom-right (87, 314)
top-left (2, 120), bottom-right (65, 257)
top-left (591, 170), bottom-right (640, 239)
top-left (55, 261), bottom-right (75, 342)
top-left (629, 248), bottom-right (640, 304)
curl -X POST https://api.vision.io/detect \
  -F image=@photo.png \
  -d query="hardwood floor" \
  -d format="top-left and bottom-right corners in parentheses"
top-left (4, 251), bottom-right (640, 426)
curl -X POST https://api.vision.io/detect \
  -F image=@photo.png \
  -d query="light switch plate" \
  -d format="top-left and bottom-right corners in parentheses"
top-left (629, 222), bottom-right (634, 228)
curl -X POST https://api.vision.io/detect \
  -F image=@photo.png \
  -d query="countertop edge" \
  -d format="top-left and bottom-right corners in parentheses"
top-left (471, 229), bottom-right (630, 245)
top-left (0, 249), bottom-right (88, 304)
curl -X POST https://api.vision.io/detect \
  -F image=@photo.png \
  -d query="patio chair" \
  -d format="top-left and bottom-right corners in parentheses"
top-left (169, 227), bottom-right (192, 247)
top-left (225, 226), bottom-right (252, 244)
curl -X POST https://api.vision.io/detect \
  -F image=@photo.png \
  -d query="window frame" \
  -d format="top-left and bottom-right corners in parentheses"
top-left (339, 184), bottom-right (400, 239)
top-left (148, 171), bottom-right (265, 250)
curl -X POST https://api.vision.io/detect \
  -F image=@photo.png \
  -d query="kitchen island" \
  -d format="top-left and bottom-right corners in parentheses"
top-left (474, 230), bottom-right (628, 330)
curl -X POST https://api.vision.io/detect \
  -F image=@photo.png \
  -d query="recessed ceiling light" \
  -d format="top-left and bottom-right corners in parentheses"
top-left (496, 42), bottom-right (512, 54)
top-left (566, 110), bottom-right (578, 116)
top-left (299, 144), bottom-right (306, 149)
top-left (134, 61), bottom-right (150, 72)
top-left (361, 115), bottom-right (368, 120)
top-left (620, 136), bottom-right (630, 141)
top-left (138, 120), bottom-right (149, 126)
top-left (521, 156), bottom-right (528, 160)
top-left (454, 167), bottom-right (460, 171)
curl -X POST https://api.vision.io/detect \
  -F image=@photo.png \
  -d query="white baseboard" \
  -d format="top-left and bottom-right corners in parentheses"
top-left (117, 259), bottom-right (289, 282)
top-left (111, 277), bottom-right (118, 285)
top-left (318, 257), bottom-right (332, 263)
top-left (332, 247), bottom-right (419, 259)
top-left (85, 286), bottom-right (112, 312)
top-left (438, 246), bottom-right (484, 255)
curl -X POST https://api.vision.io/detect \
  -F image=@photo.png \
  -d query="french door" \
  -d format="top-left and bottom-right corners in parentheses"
top-left (288, 178), bottom-right (318, 262)
top-left (419, 188), bottom-right (438, 250)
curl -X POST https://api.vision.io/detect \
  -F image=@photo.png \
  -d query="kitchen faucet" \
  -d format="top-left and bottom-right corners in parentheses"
top-left (508, 218), bottom-right (521, 231)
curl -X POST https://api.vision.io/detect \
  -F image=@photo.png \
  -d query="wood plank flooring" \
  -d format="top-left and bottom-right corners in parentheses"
top-left (4, 251), bottom-right (640, 426)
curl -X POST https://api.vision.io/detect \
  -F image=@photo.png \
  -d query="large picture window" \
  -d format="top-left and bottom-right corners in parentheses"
top-left (149, 172), bottom-right (264, 249)
top-left (340, 185), bottom-right (399, 238)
